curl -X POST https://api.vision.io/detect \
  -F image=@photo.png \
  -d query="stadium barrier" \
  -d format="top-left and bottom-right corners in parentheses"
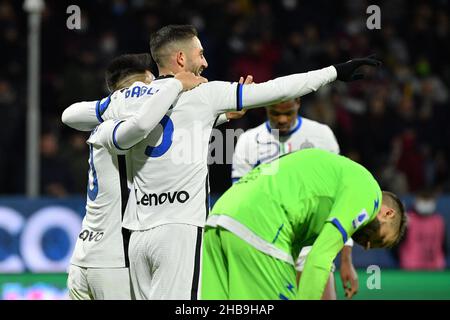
top-left (0, 195), bottom-right (449, 299)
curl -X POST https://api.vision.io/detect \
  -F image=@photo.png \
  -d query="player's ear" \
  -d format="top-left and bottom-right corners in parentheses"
top-left (378, 204), bottom-right (395, 221)
top-left (176, 51), bottom-right (186, 68)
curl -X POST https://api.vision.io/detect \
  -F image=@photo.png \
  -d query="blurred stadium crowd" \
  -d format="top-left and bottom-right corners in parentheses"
top-left (0, 0), bottom-right (449, 197)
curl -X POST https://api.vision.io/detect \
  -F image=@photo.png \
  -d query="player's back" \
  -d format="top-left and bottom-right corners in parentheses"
top-left (70, 125), bottom-right (128, 268)
top-left (211, 149), bottom-right (380, 254)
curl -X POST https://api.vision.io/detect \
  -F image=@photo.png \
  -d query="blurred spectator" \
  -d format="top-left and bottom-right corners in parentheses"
top-left (395, 130), bottom-right (425, 193)
top-left (40, 132), bottom-right (73, 197)
top-left (61, 132), bottom-right (90, 194)
top-left (398, 190), bottom-right (446, 270)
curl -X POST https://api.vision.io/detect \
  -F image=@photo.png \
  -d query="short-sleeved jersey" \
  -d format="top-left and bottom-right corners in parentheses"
top-left (232, 116), bottom-right (340, 181)
top-left (208, 149), bottom-right (382, 261)
top-left (70, 120), bottom-right (130, 268)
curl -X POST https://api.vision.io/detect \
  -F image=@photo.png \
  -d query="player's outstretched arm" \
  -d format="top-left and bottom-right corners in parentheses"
top-left (203, 55), bottom-right (381, 114)
top-left (214, 75), bottom-right (253, 127)
top-left (297, 223), bottom-right (344, 300)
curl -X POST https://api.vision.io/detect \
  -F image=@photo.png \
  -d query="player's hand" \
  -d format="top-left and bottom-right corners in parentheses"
top-left (333, 54), bottom-right (382, 81)
top-left (240, 75), bottom-right (253, 85)
top-left (225, 75), bottom-right (253, 120)
top-left (175, 71), bottom-right (208, 91)
top-left (340, 260), bottom-right (359, 299)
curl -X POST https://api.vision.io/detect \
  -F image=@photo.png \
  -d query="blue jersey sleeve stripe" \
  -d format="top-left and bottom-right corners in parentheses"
top-left (330, 218), bottom-right (348, 243)
top-left (112, 120), bottom-right (129, 151)
top-left (95, 100), bottom-right (103, 123)
top-left (236, 83), bottom-right (243, 111)
top-left (98, 95), bottom-right (112, 115)
top-left (95, 95), bottom-right (112, 123)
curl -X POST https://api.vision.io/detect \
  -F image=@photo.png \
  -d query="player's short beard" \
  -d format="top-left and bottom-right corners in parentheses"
top-left (352, 218), bottom-right (381, 248)
top-left (193, 64), bottom-right (203, 76)
top-left (185, 58), bottom-right (201, 76)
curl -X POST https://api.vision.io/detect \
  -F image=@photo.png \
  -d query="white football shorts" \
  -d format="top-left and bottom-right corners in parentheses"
top-left (67, 264), bottom-right (132, 300)
top-left (128, 223), bottom-right (203, 300)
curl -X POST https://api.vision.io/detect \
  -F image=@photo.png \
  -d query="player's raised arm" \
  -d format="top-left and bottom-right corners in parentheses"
top-left (203, 55), bottom-right (381, 113)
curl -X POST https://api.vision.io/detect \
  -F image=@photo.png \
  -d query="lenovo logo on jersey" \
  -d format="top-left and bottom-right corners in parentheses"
top-left (78, 229), bottom-right (104, 242)
top-left (136, 190), bottom-right (190, 206)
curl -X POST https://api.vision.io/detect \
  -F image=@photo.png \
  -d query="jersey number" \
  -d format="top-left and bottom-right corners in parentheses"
top-left (87, 144), bottom-right (99, 201)
top-left (145, 115), bottom-right (174, 158)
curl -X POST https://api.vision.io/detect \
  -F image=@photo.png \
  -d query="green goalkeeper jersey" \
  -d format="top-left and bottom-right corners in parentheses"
top-left (208, 148), bottom-right (382, 299)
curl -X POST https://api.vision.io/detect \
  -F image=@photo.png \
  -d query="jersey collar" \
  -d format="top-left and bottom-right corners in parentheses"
top-left (154, 74), bottom-right (175, 80)
top-left (265, 116), bottom-right (302, 137)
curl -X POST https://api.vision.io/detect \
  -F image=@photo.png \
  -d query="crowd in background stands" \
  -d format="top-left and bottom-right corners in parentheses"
top-left (0, 0), bottom-right (449, 197)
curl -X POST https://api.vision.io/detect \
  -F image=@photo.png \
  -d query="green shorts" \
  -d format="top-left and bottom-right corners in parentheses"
top-left (201, 226), bottom-right (297, 300)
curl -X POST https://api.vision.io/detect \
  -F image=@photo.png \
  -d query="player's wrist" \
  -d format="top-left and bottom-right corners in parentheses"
top-left (340, 246), bottom-right (353, 264)
top-left (329, 66), bottom-right (338, 81)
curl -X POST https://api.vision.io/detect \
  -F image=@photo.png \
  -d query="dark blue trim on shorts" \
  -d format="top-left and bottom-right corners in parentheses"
top-left (191, 227), bottom-right (203, 300)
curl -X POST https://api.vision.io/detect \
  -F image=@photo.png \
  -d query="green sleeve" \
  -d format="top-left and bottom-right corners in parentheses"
top-left (327, 181), bottom-right (382, 241)
top-left (296, 223), bottom-right (343, 300)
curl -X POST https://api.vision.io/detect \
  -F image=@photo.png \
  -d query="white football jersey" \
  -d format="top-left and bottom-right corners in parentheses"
top-left (70, 120), bottom-right (130, 268)
top-left (100, 67), bottom-right (337, 230)
top-left (232, 116), bottom-right (340, 181)
top-left (102, 78), bottom-right (241, 230)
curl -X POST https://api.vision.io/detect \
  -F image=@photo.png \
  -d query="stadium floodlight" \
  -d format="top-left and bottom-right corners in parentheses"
top-left (23, 0), bottom-right (45, 197)
top-left (23, 0), bottom-right (44, 12)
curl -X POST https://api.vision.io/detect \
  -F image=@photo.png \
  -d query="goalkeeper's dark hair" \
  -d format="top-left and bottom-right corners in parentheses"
top-left (105, 53), bottom-right (153, 92)
top-left (382, 190), bottom-right (408, 247)
top-left (150, 24), bottom-right (198, 68)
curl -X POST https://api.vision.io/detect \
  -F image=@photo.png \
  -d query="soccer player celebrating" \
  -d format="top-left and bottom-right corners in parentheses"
top-left (65, 53), bottom-right (205, 299)
top-left (202, 149), bottom-right (407, 300)
top-left (232, 98), bottom-right (357, 299)
top-left (63, 24), bottom-right (380, 300)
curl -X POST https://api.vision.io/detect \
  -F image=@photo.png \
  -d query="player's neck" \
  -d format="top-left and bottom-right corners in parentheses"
top-left (158, 67), bottom-right (176, 77)
top-left (267, 117), bottom-right (300, 137)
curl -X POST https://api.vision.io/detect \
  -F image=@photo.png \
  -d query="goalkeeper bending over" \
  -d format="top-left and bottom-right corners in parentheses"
top-left (201, 149), bottom-right (407, 300)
